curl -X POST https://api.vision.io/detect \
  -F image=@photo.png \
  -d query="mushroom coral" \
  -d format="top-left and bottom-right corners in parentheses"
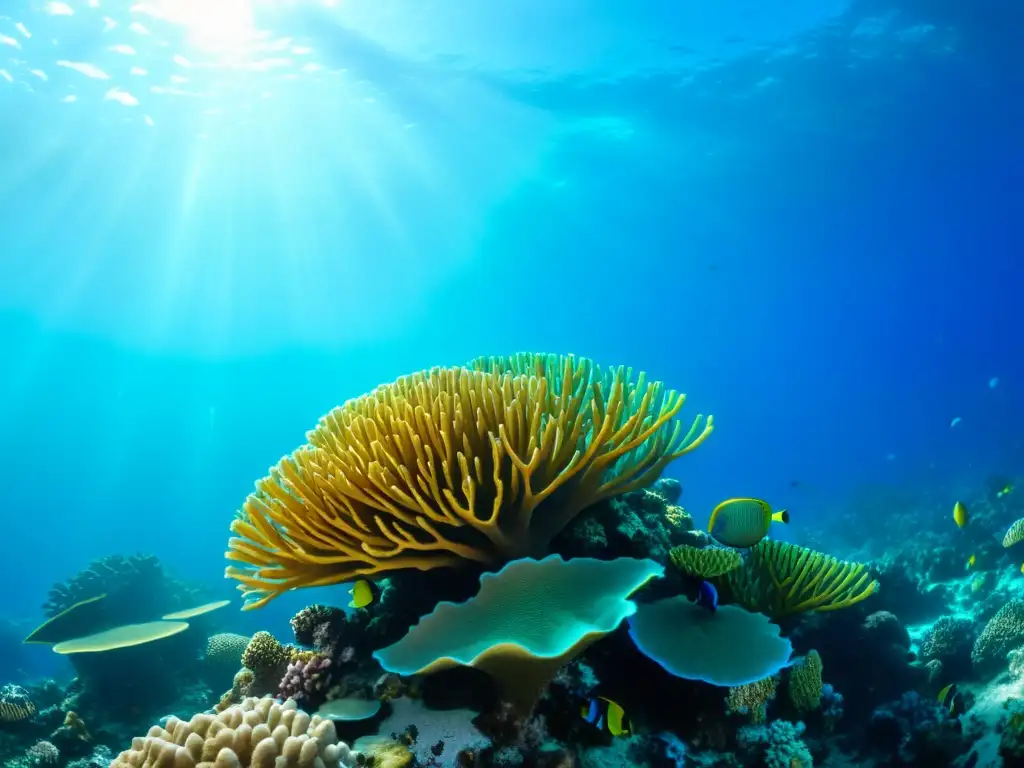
top-left (372, 555), bottom-right (664, 713)
top-left (627, 597), bottom-right (793, 687)
top-left (226, 353), bottom-right (712, 608)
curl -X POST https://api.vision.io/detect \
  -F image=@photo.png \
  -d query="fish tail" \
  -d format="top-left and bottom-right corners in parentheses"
top-left (773, 509), bottom-right (790, 524)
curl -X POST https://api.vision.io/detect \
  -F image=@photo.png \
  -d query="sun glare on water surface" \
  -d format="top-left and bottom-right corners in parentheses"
top-left (141, 0), bottom-right (257, 53)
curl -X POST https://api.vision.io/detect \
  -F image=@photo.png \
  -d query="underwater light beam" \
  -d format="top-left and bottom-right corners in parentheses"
top-left (139, 0), bottom-right (257, 54)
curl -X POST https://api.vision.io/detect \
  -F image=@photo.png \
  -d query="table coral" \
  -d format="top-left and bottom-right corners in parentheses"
top-left (374, 555), bottom-right (664, 713)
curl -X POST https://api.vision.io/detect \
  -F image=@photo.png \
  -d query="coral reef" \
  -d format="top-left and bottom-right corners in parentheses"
top-left (10, 357), bottom-right (1024, 768)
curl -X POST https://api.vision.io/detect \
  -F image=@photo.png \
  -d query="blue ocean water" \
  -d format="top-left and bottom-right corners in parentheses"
top-left (0, 0), bottom-right (1021, 693)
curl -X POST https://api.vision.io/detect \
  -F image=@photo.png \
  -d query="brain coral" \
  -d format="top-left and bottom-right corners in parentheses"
top-left (227, 353), bottom-right (712, 608)
top-left (111, 695), bottom-right (359, 768)
top-left (919, 616), bottom-right (975, 665)
top-left (973, 600), bottom-right (1024, 671)
top-left (207, 633), bottom-right (252, 669)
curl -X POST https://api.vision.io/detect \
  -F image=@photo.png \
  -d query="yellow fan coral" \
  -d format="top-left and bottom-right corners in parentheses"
top-left (226, 354), bottom-right (712, 608)
top-left (719, 540), bottom-right (878, 618)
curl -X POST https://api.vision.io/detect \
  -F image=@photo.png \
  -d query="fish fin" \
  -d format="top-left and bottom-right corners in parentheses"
top-left (772, 509), bottom-right (789, 524)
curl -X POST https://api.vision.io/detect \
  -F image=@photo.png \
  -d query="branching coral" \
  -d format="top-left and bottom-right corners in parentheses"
top-left (226, 353), bottom-right (712, 608)
top-left (279, 654), bottom-right (335, 709)
top-left (719, 540), bottom-right (878, 618)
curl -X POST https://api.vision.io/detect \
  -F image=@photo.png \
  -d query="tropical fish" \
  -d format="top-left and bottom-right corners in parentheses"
top-left (697, 580), bottom-right (718, 613)
top-left (999, 484), bottom-right (1015, 499)
top-left (937, 683), bottom-right (966, 717)
top-left (965, 554), bottom-right (976, 571)
top-left (953, 501), bottom-right (969, 529)
top-left (580, 696), bottom-right (631, 737)
top-left (1019, 563), bottom-right (1024, 576)
top-left (707, 498), bottom-right (789, 549)
top-left (950, 416), bottom-right (962, 428)
top-left (348, 579), bottom-right (381, 609)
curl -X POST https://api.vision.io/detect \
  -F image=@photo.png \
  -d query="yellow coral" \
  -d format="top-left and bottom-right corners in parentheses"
top-left (787, 650), bottom-right (824, 712)
top-left (664, 504), bottom-right (693, 529)
top-left (725, 676), bottom-right (777, 723)
top-left (0, 700), bottom-right (35, 723)
top-left (242, 632), bottom-right (290, 676)
top-left (669, 544), bottom-right (743, 579)
top-left (227, 354), bottom-right (712, 608)
top-left (111, 696), bottom-right (359, 768)
top-left (720, 540), bottom-right (878, 618)
top-left (216, 669), bottom-right (255, 713)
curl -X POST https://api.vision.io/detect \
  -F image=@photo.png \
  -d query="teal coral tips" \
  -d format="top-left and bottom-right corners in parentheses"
top-left (373, 555), bottom-right (664, 713)
top-left (627, 597), bottom-right (792, 687)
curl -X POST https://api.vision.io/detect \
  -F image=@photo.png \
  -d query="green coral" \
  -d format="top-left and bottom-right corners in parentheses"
top-left (718, 540), bottom-right (878, 618)
top-left (669, 544), bottom-right (742, 579)
top-left (787, 650), bottom-right (824, 713)
top-left (726, 676), bottom-right (778, 723)
top-left (972, 599), bottom-right (1024, 671)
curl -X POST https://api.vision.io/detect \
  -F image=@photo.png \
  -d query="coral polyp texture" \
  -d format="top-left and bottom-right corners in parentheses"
top-left (111, 695), bottom-right (360, 768)
top-left (669, 543), bottom-right (743, 579)
top-left (226, 353), bottom-right (712, 608)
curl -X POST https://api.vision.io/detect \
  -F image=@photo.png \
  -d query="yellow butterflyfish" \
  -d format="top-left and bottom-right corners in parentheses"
top-left (708, 498), bottom-right (789, 549)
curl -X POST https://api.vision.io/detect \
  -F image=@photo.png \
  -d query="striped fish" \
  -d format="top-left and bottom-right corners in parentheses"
top-left (708, 498), bottom-right (789, 548)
